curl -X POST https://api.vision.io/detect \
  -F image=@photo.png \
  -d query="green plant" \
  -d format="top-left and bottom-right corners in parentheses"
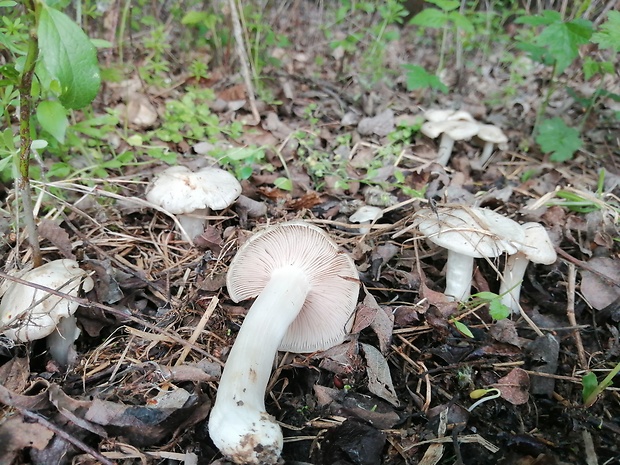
top-left (0, 0), bottom-right (101, 265)
top-left (582, 361), bottom-right (620, 408)
top-left (469, 291), bottom-right (511, 321)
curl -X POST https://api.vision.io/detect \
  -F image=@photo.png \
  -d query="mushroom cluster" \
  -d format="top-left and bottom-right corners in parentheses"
top-left (420, 109), bottom-right (508, 167)
top-left (146, 165), bottom-right (242, 242)
top-left (209, 221), bottom-right (360, 464)
top-left (411, 206), bottom-right (556, 308)
top-left (0, 259), bottom-right (94, 366)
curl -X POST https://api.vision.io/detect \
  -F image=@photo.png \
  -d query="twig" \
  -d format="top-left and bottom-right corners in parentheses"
top-left (228, 0), bottom-right (260, 123)
top-left (19, 409), bottom-right (116, 465)
top-left (566, 263), bottom-right (588, 369)
top-left (175, 295), bottom-right (219, 366)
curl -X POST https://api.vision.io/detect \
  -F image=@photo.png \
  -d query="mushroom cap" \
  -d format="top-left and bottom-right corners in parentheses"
top-left (0, 259), bottom-right (94, 342)
top-left (146, 165), bottom-right (241, 214)
top-left (413, 206), bottom-right (525, 258)
top-left (420, 120), bottom-right (457, 139)
top-left (518, 222), bottom-right (557, 264)
top-left (424, 109), bottom-right (475, 123)
top-left (478, 124), bottom-right (508, 144)
top-left (226, 221), bottom-right (360, 353)
top-left (349, 205), bottom-right (383, 223)
top-left (444, 121), bottom-right (480, 140)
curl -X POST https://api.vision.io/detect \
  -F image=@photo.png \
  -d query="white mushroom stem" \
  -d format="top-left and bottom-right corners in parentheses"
top-left (177, 208), bottom-right (210, 241)
top-left (444, 251), bottom-right (475, 302)
top-left (209, 266), bottom-right (311, 464)
top-left (478, 142), bottom-right (496, 167)
top-left (436, 135), bottom-right (456, 166)
top-left (47, 315), bottom-right (80, 367)
top-left (498, 253), bottom-right (529, 313)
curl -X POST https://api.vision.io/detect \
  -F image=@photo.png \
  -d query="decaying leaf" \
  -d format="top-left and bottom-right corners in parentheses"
top-left (0, 415), bottom-right (55, 464)
top-left (38, 219), bottom-right (75, 260)
top-left (360, 342), bottom-right (399, 406)
top-left (357, 109), bottom-right (395, 136)
top-left (580, 257), bottom-right (620, 310)
top-left (525, 334), bottom-right (560, 396)
top-left (319, 418), bottom-right (386, 465)
top-left (0, 356), bottom-right (30, 393)
top-left (492, 368), bottom-right (530, 405)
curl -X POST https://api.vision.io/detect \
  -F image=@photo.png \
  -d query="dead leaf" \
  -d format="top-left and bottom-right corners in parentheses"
top-left (580, 257), bottom-right (620, 310)
top-left (490, 319), bottom-right (523, 347)
top-left (0, 356), bottom-right (30, 393)
top-left (357, 109), bottom-right (395, 136)
top-left (0, 415), bottom-right (55, 465)
top-left (38, 220), bottom-right (75, 260)
top-left (319, 418), bottom-right (386, 465)
top-left (492, 368), bottom-right (530, 405)
top-left (360, 342), bottom-right (399, 406)
top-left (525, 333), bottom-right (559, 396)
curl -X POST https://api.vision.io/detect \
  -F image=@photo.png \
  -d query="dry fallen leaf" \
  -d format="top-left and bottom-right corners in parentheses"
top-left (360, 342), bottom-right (399, 406)
top-left (580, 257), bottom-right (620, 310)
top-left (0, 415), bottom-right (55, 464)
top-left (492, 368), bottom-right (530, 405)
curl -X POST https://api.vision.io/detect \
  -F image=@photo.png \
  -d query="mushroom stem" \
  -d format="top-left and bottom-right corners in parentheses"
top-left (444, 251), bottom-right (474, 302)
top-left (478, 142), bottom-right (495, 167)
top-left (209, 266), bottom-right (311, 464)
top-left (47, 315), bottom-right (80, 367)
top-left (498, 253), bottom-right (529, 313)
top-left (177, 208), bottom-right (210, 241)
top-left (436, 135), bottom-right (456, 166)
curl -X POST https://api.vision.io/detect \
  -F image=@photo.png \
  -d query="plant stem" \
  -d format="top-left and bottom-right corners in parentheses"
top-left (532, 61), bottom-right (557, 137)
top-left (18, 0), bottom-right (42, 267)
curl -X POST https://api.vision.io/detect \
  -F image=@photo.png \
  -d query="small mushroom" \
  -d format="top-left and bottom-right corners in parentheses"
top-left (349, 205), bottom-right (383, 234)
top-left (476, 124), bottom-right (508, 167)
top-left (208, 221), bottom-right (360, 464)
top-left (499, 222), bottom-right (557, 313)
top-left (146, 165), bottom-right (241, 241)
top-left (0, 259), bottom-right (94, 366)
top-left (423, 109), bottom-right (475, 123)
top-left (420, 120), bottom-right (480, 166)
top-left (413, 206), bottom-right (524, 301)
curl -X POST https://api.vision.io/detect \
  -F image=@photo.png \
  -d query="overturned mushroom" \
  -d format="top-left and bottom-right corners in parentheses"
top-left (0, 259), bottom-right (94, 366)
top-left (208, 221), bottom-right (359, 464)
top-left (146, 165), bottom-right (241, 241)
top-left (413, 206), bottom-right (524, 301)
top-left (499, 222), bottom-right (557, 313)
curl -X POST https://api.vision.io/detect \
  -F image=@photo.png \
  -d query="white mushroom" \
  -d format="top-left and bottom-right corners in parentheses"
top-left (146, 165), bottom-right (241, 241)
top-left (208, 221), bottom-right (360, 464)
top-left (477, 124), bottom-right (508, 167)
top-left (421, 120), bottom-right (480, 166)
top-left (423, 109), bottom-right (475, 123)
top-left (413, 207), bottom-right (524, 301)
top-left (349, 205), bottom-right (383, 234)
top-left (0, 259), bottom-right (94, 366)
top-left (499, 222), bottom-right (557, 313)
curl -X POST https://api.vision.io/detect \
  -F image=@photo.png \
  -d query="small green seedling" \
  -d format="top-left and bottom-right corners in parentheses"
top-left (470, 291), bottom-right (511, 321)
top-left (582, 361), bottom-right (620, 408)
top-left (451, 318), bottom-right (474, 339)
top-left (468, 387), bottom-right (501, 412)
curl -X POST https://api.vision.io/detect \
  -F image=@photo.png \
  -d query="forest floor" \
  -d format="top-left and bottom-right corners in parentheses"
top-left (1, 2), bottom-right (619, 465)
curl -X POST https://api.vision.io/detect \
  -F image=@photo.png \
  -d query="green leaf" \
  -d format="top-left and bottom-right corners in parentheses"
top-left (473, 291), bottom-right (500, 301)
top-left (181, 11), bottom-right (210, 25)
top-left (38, 5), bottom-right (101, 109)
top-left (36, 100), bottom-right (68, 144)
top-left (403, 64), bottom-right (448, 93)
top-left (408, 9), bottom-right (448, 28)
top-left (489, 299), bottom-right (510, 320)
top-left (425, 0), bottom-right (459, 11)
top-left (515, 10), bottom-right (560, 26)
top-left (582, 372), bottom-right (598, 403)
top-left (591, 11), bottom-right (620, 52)
top-left (274, 177), bottom-right (293, 191)
top-left (448, 11), bottom-right (474, 33)
top-left (535, 19), bottom-right (592, 73)
top-left (536, 117), bottom-right (583, 162)
top-left (452, 320), bottom-right (474, 338)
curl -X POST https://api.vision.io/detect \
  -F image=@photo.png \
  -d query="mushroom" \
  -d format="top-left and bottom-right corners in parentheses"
top-left (498, 222), bottom-right (556, 313)
top-left (476, 124), bottom-right (508, 167)
top-left (208, 221), bottom-right (360, 464)
top-left (146, 165), bottom-right (241, 241)
top-left (413, 206), bottom-right (524, 301)
top-left (0, 259), bottom-right (94, 366)
top-left (349, 205), bottom-right (383, 234)
top-left (423, 109), bottom-right (475, 123)
top-left (420, 120), bottom-right (480, 166)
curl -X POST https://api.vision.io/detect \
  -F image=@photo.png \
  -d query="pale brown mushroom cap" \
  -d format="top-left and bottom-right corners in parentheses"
top-left (227, 221), bottom-right (360, 352)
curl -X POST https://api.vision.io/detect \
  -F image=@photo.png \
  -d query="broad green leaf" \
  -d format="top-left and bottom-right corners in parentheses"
top-left (474, 291), bottom-right (499, 301)
top-left (0, 1), bottom-right (17, 6)
top-left (274, 177), bottom-right (293, 191)
top-left (515, 10), bottom-right (561, 26)
top-left (38, 5), bottom-right (101, 109)
top-left (426, 0), bottom-right (459, 11)
top-left (408, 9), bottom-right (448, 28)
top-left (489, 299), bottom-right (510, 320)
top-left (591, 11), bottom-right (620, 51)
top-left (181, 11), bottom-right (210, 25)
top-left (448, 11), bottom-right (474, 33)
top-left (403, 64), bottom-right (448, 93)
top-left (535, 19), bottom-right (592, 73)
top-left (536, 117), bottom-right (583, 162)
top-left (582, 372), bottom-right (598, 402)
top-left (36, 100), bottom-right (68, 144)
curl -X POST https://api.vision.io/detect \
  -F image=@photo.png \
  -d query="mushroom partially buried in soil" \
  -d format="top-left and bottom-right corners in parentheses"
top-left (146, 165), bottom-right (241, 241)
top-left (499, 222), bottom-right (557, 313)
top-left (208, 221), bottom-right (360, 465)
top-left (0, 259), bottom-right (94, 366)
top-left (413, 206), bottom-right (525, 302)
